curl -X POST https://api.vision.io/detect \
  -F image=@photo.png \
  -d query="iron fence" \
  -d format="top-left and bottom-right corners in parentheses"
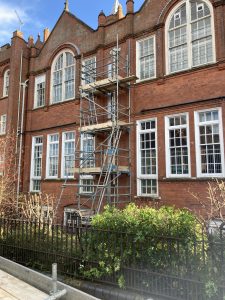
top-left (0, 217), bottom-right (225, 299)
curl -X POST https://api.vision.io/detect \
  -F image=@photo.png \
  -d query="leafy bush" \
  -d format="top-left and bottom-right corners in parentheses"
top-left (80, 204), bottom-right (204, 287)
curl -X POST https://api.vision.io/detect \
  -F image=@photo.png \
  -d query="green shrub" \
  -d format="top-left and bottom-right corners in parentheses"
top-left (80, 204), bottom-right (204, 287)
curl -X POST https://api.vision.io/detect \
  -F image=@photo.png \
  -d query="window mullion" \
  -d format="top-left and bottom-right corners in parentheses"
top-left (62, 53), bottom-right (66, 101)
top-left (186, 0), bottom-right (192, 69)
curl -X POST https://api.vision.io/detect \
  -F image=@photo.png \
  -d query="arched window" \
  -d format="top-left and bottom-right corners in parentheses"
top-left (166, 0), bottom-right (215, 74)
top-left (3, 69), bottom-right (10, 97)
top-left (51, 50), bottom-right (75, 103)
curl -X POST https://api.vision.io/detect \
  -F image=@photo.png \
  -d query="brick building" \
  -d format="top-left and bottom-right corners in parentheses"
top-left (0, 0), bottom-right (225, 222)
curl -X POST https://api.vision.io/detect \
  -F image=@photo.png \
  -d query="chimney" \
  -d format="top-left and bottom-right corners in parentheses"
top-left (118, 4), bottom-right (124, 19)
top-left (28, 35), bottom-right (34, 47)
top-left (98, 10), bottom-right (106, 27)
top-left (43, 28), bottom-right (50, 42)
top-left (126, 0), bottom-right (134, 14)
top-left (13, 30), bottom-right (23, 39)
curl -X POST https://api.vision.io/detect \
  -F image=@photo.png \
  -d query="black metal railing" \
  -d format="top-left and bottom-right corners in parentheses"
top-left (0, 217), bottom-right (225, 300)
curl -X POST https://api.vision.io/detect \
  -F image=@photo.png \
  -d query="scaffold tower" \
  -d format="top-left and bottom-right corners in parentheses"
top-left (58, 38), bottom-right (136, 221)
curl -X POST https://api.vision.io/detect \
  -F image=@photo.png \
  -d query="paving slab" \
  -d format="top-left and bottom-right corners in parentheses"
top-left (0, 270), bottom-right (48, 300)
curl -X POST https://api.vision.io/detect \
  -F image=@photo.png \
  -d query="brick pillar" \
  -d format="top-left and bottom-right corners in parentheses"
top-left (7, 31), bottom-right (29, 133)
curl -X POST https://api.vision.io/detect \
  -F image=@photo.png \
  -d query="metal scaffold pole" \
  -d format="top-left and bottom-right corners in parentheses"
top-left (58, 35), bottom-right (137, 223)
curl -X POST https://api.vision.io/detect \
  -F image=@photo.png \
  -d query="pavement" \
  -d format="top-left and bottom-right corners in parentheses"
top-left (0, 269), bottom-right (48, 300)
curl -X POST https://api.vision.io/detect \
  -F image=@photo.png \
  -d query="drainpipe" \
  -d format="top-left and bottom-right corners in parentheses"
top-left (16, 79), bottom-right (29, 214)
top-left (16, 50), bottom-right (23, 154)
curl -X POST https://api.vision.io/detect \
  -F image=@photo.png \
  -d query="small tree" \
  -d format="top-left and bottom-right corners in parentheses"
top-left (19, 193), bottom-right (56, 224)
top-left (0, 132), bottom-right (57, 222)
top-left (0, 132), bottom-right (18, 216)
top-left (191, 179), bottom-right (225, 229)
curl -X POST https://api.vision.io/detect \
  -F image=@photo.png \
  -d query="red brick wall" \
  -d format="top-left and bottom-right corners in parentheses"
top-left (0, 0), bottom-right (225, 219)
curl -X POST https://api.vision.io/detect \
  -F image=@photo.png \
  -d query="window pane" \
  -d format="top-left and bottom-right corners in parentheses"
top-left (169, 44), bottom-right (188, 72)
top-left (169, 4), bottom-right (187, 29)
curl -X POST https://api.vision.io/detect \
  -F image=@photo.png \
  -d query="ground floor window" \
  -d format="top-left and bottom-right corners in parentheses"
top-left (47, 134), bottom-right (59, 178)
top-left (30, 136), bottom-right (43, 192)
top-left (81, 133), bottom-right (95, 168)
top-left (0, 153), bottom-right (4, 176)
top-left (136, 119), bottom-right (158, 196)
top-left (165, 113), bottom-right (191, 177)
top-left (195, 108), bottom-right (225, 177)
top-left (62, 131), bottom-right (75, 178)
top-left (79, 176), bottom-right (94, 194)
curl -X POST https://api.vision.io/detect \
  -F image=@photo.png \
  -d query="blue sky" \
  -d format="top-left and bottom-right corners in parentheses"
top-left (0, 0), bottom-right (145, 46)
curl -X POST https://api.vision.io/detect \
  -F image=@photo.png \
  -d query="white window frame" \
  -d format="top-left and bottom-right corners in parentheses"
top-left (195, 107), bottom-right (225, 177)
top-left (0, 115), bottom-right (6, 135)
top-left (30, 136), bottom-right (43, 192)
top-left (3, 69), bottom-right (10, 97)
top-left (79, 175), bottom-right (94, 194)
top-left (165, 0), bottom-right (216, 75)
top-left (136, 35), bottom-right (156, 82)
top-left (80, 133), bottom-right (95, 168)
top-left (50, 49), bottom-right (75, 104)
top-left (0, 153), bottom-right (4, 176)
top-left (136, 118), bottom-right (158, 197)
top-left (34, 74), bottom-right (46, 108)
top-left (61, 131), bottom-right (75, 179)
top-left (46, 133), bottom-right (59, 179)
top-left (82, 56), bottom-right (96, 85)
top-left (64, 208), bottom-right (79, 226)
top-left (165, 112), bottom-right (191, 178)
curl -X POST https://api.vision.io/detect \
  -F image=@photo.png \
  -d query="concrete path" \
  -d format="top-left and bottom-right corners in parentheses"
top-left (0, 270), bottom-right (48, 300)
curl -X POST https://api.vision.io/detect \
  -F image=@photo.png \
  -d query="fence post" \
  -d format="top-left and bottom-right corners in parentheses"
top-left (52, 263), bottom-right (58, 294)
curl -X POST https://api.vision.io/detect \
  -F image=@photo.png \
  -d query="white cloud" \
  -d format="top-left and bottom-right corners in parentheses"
top-left (0, 3), bottom-right (29, 44)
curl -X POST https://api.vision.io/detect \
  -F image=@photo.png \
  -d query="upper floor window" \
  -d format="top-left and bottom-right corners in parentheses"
top-left (82, 57), bottom-right (96, 85)
top-left (34, 74), bottom-right (46, 108)
top-left (3, 69), bottom-right (10, 97)
top-left (0, 115), bottom-right (6, 135)
top-left (46, 133), bottom-right (59, 178)
top-left (166, 0), bottom-right (215, 74)
top-left (136, 36), bottom-right (156, 81)
top-left (51, 50), bottom-right (75, 104)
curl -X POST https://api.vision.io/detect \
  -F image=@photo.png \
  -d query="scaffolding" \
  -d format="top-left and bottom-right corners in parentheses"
top-left (58, 38), bottom-right (136, 221)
